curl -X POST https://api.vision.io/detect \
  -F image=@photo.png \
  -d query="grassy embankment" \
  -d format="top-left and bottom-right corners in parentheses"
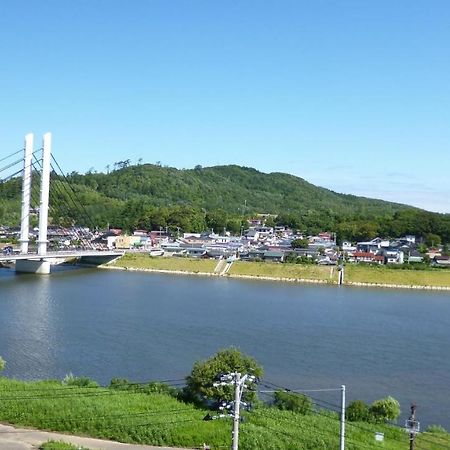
top-left (1, 378), bottom-right (449, 450)
top-left (344, 264), bottom-right (450, 287)
top-left (229, 260), bottom-right (335, 282)
top-left (110, 253), bottom-right (450, 288)
top-left (111, 252), bottom-right (217, 274)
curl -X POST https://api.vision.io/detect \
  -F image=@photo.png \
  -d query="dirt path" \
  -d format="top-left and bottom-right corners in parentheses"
top-left (0, 423), bottom-right (194, 450)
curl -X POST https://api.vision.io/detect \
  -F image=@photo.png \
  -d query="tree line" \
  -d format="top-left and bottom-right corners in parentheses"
top-left (0, 164), bottom-right (449, 243)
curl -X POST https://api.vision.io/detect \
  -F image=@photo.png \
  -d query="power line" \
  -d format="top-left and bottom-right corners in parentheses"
top-left (0, 385), bottom-right (186, 401)
top-left (0, 408), bottom-right (196, 432)
top-left (0, 378), bottom-right (186, 394)
top-left (0, 416), bottom-right (200, 435)
top-left (260, 380), bottom-right (342, 411)
top-left (259, 380), bottom-right (435, 450)
top-left (250, 413), bottom-right (375, 450)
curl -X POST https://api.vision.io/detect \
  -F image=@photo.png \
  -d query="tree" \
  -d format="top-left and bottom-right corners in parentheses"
top-left (184, 348), bottom-right (263, 405)
top-left (425, 233), bottom-right (441, 248)
top-left (264, 216), bottom-right (276, 228)
top-left (273, 390), bottom-right (312, 414)
top-left (369, 396), bottom-right (401, 422)
top-left (205, 209), bottom-right (228, 233)
top-left (291, 238), bottom-right (309, 249)
top-left (284, 252), bottom-right (298, 263)
top-left (443, 244), bottom-right (449, 256)
top-left (0, 356), bottom-right (4, 372)
top-left (226, 218), bottom-right (243, 235)
top-left (346, 400), bottom-right (370, 422)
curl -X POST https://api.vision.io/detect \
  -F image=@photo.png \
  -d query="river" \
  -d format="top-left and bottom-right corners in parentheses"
top-left (0, 266), bottom-right (449, 429)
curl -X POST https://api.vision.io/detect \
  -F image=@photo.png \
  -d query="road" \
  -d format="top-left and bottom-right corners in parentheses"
top-left (0, 424), bottom-right (194, 450)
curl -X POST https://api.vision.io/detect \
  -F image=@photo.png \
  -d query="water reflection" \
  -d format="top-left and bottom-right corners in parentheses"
top-left (1, 272), bottom-right (57, 379)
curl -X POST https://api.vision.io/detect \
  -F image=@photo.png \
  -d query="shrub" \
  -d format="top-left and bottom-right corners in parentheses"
top-left (142, 382), bottom-right (179, 397)
top-left (273, 390), bottom-right (312, 414)
top-left (62, 373), bottom-right (98, 388)
top-left (369, 396), bottom-right (400, 422)
top-left (109, 378), bottom-right (179, 397)
top-left (346, 400), bottom-right (370, 422)
top-left (426, 424), bottom-right (448, 433)
top-left (109, 377), bottom-right (133, 390)
top-left (284, 252), bottom-right (298, 264)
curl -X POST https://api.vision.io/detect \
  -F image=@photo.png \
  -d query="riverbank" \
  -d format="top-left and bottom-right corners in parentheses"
top-left (0, 377), bottom-right (448, 450)
top-left (107, 253), bottom-right (450, 290)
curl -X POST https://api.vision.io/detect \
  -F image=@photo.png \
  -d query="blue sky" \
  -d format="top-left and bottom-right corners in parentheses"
top-left (0, 0), bottom-right (449, 212)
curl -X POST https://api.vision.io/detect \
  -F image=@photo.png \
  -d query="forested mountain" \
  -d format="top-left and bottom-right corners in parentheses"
top-left (1, 164), bottom-right (449, 243)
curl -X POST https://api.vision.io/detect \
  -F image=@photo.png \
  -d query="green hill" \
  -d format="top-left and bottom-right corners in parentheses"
top-left (68, 164), bottom-right (408, 215)
top-left (1, 164), bottom-right (449, 242)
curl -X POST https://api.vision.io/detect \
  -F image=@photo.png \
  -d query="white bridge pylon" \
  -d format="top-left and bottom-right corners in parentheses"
top-left (16, 132), bottom-right (53, 273)
top-left (10, 133), bottom-right (123, 274)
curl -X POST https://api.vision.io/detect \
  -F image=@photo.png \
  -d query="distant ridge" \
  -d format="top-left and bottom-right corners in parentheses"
top-left (1, 163), bottom-right (449, 242)
top-left (69, 163), bottom-right (412, 216)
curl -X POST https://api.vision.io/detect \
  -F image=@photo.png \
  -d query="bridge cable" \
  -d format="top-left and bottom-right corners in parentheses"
top-left (0, 148), bottom-right (23, 165)
top-left (51, 155), bottom-right (99, 230)
top-left (0, 168), bottom-right (24, 183)
top-left (31, 156), bottom-right (93, 250)
top-left (0, 158), bottom-right (22, 175)
top-left (33, 153), bottom-right (97, 235)
top-left (48, 167), bottom-right (101, 243)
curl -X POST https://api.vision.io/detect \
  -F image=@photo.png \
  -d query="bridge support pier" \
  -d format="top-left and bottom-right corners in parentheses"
top-left (15, 260), bottom-right (51, 274)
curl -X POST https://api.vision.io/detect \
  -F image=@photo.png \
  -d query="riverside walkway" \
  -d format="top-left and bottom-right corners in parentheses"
top-left (0, 423), bottom-right (193, 450)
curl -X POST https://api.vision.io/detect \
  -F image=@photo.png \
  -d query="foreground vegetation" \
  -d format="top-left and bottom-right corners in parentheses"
top-left (1, 377), bottom-right (449, 450)
top-left (40, 442), bottom-right (89, 450)
top-left (109, 253), bottom-right (450, 288)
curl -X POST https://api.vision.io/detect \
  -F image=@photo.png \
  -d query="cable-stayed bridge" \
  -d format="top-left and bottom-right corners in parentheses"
top-left (0, 133), bottom-right (123, 274)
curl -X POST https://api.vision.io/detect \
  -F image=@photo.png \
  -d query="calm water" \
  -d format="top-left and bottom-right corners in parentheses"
top-left (0, 267), bottom-right (449, 428)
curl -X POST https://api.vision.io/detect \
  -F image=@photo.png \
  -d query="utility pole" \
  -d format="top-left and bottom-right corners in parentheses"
top-left (340, 385), bottom-right (346, 450)
top-left (212, 372), bottom-right (257, 450)
top-left (232, 372), bottom-right (241, 450)
top-left (405, 404), bottom-right (420, 450)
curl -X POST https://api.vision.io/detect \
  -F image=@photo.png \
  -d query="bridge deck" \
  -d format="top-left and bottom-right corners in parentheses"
top-left (0, 250), bottom-right (124, 262)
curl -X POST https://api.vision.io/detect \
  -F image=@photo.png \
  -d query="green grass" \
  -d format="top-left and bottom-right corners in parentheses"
top-left (1, 378), bottom-right (448, 450)
top-left (110, 254), bottom-right (450, 288)
top-left (229, 261), bottom-right (337, 282)
top-left (344, 264), bottom-right (450, 287)
top-left (40, 441), bottom-right (89, 450)
top-left (111, 252), bottom-right (217, 273)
